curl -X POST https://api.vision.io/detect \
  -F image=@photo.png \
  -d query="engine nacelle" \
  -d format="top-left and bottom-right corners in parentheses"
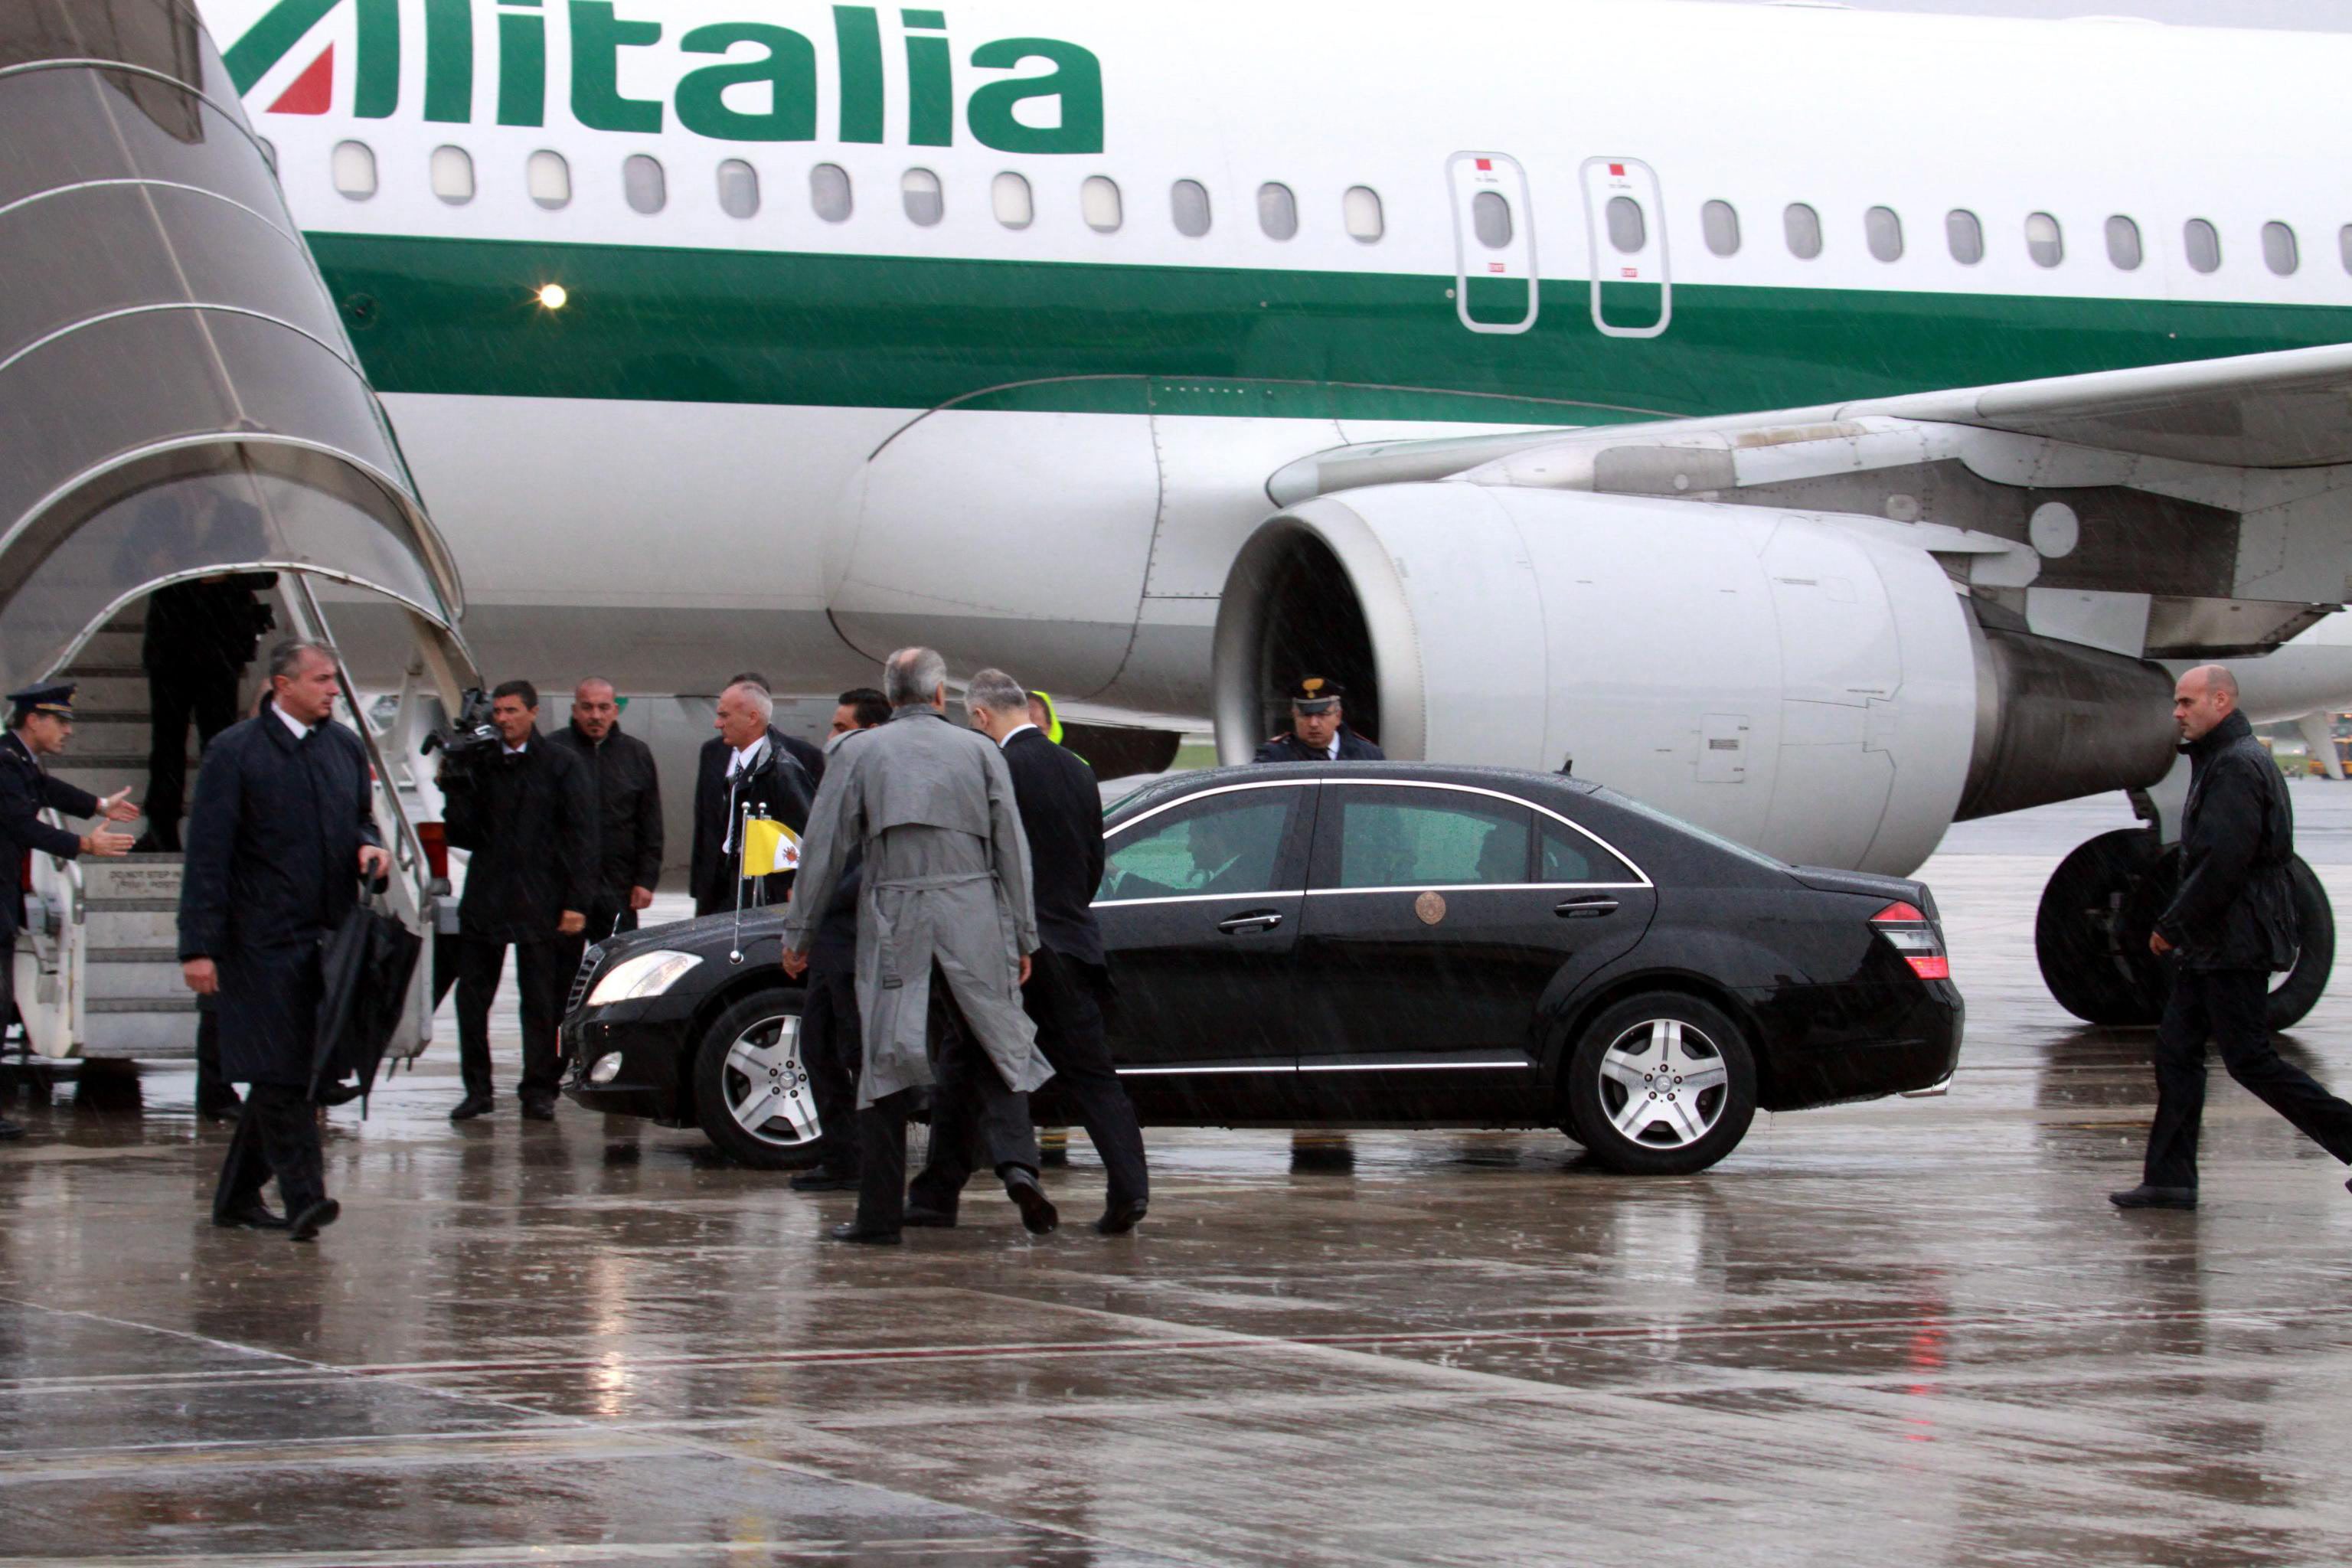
top-left (1212, 485), bottom-right (2174, 876)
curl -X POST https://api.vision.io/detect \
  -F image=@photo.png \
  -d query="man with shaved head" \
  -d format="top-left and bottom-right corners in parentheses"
top-left (550, 678), bottom-right (664, 972)
top-left (2112, 663), bottom-right (2352, 1210)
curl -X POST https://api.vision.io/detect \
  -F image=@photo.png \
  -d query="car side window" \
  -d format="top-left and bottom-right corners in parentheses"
top-left (1540, 818), bottom-right (1640, 884)
top-left (1330, 790), bottom-right (1530, 888)
top-left (1098, 791), bottom-right (1298, 902)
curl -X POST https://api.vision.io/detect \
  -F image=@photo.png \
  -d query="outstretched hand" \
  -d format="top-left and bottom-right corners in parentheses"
top-left (81, 828), bottom-right (134, 858)
top-left (100, 788), bottom-right (140, 824)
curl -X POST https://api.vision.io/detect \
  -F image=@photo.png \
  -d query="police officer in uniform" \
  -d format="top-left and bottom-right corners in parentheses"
top-left (1253, 677), bottom-right (1386, 763)
top-left (0, 682), bottom-right (139, 1139)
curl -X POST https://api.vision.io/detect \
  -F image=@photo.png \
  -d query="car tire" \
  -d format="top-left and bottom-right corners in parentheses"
top-left (692, 989), bottom-right (824, 1171)
top-left (1563, 991), bottom-right (1758, 1176)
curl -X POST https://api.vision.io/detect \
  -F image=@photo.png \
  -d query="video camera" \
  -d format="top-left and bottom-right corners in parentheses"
top-left (420, 688), bottom-right (500, 764)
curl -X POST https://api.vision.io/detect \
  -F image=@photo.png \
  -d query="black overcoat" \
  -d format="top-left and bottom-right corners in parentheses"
top-left (177, 706), bottom-right (381, 1086)
top-left (442, 733), bottom-right (597, 944)
top-left (1253, 726), bottom-right (1386, 763)
top-left (0, 730), bottom-right (96, 943)
top-left (546, 719), bottom-right (664, 906)
top-left (1001, 727), bottom-right (1108, 968)
top-left (690, 728), bottom-right (816, 914)
top-left (2157, 709), bottom-right (2299, 972)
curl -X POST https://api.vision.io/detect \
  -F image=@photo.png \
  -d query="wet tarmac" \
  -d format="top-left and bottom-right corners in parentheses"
top-left (8, 789), bottom-right (2352, 1566)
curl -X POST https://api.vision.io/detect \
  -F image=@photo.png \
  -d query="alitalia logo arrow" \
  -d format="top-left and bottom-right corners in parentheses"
top-left (221, 0), bottom-right (1105, 153)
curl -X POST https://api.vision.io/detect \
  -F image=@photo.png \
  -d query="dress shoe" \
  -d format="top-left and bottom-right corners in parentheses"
top-left (1003, 1168), bottom-right (1059, 1235)
top-left (0, 1116), bottom-right (22, 1142)
top-left (520, 1098), bottom-right (557, 1122)
top-left (318, 1082), bottom-right (365, 1108)
top-left (288, 1198), bottom-right (341, 1241)
top-left (212, 1203), bottom-right (289, 1231)
top-left (1096, 1198), bottom-right (1148, 1236)
top-left (902, 1206), bottom-right (958, 1228)
top-left (789, 1169), bottom-right (860, 1192)
top-left (2109, 1184), bottom-right (2198, 1210)
top-left (197, 1089), bottom-right (243, 1124)
top-left (449, 1096), bottom-right (495, 1122)
top-left (827, 1220), bottom-right (901, 1245)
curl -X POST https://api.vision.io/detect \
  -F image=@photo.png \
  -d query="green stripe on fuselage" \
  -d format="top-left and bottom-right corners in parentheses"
top-left (307, 231), bottom-right (2352, 421)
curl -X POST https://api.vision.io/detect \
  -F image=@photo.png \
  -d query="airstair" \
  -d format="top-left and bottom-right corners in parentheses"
top-left (2, 8), bottom-right (479, 1065)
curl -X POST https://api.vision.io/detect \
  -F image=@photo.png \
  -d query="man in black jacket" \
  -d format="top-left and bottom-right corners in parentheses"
top-left (690, 678), bottom-right (815, 916)
top-left (909, 668), bottom-right (1149, 1234)
top-left (787, 688), bottom-right (893, 1192)
top-left (442, 681), bottom-right (597, 1122)
top-left (547, 678), bottom-right (663, 970)
top-left (0, 682), bottom-right (139, 1141)
top-left (1253, 676), bottom-right (1386, 763)
top-left (179, 642), bottom-right (387, 1239)
top-left (2113, 664), bottom-right (2352, 1210)
top-left (137, 569), bottom-right (276, 852)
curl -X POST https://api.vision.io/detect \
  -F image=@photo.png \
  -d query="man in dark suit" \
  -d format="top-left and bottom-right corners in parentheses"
top-left (440, 680), bottom-right (597, 1122)
top-left (179, 642), bottom-right (387, 1239)
top-left (0, 682), bottom-right (139, 1141)
top-left (690, 678), bottom-right (815, 916)
top-left (136, 568), bottom-right (276, 852)
top-left (547, 678), bottom-right (663, 968)
top-left (2112, 664), bottom-right (2352, 1210)
top-left (787, 688), bottom-right (893, 1193)
top-left (1253, 676), bottom-right (1386, 763)
top-left (908, 668), bottom-right (1149, 1234)
top-left (690, 675), bottom-right (823, 884)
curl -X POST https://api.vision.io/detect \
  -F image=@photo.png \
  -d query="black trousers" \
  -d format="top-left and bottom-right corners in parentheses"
top-left (194, 1001), bottom-right (240, 1112)
top-left (858, 972), bottom-right (1037, 1233)
top-left (454, 936), bottom-right (567, 1103)
top-left (555, 897), bottom-right (638, 997)
top-left (911, 946), bottom-right (1147, 1215)
top-left (144, 664), bottom-right (240, 853)
top-left (211, 1083), bottom-right (324, 1219)
top-left (801, 960), bottom-right (863, 1177)
top-left (2145, 966), bottom-right (2352, 1188)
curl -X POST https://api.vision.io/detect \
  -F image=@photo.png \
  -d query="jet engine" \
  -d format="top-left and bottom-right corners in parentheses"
top-left (1211, 484), bottom-right (2177, 877)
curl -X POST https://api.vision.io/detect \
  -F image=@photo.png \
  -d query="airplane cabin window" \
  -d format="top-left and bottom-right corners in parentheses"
top-left (1945, 208), bottom-right (1984, 265)
top-left (902, 168), bottom-right (943, 226)
top-left (622, 154), bottom-right (665, 214)
top-left (1083, 175), bottom-right (1123, 233)
top-left (2264, 220), bottom-right (2299, 276)
top-left (331, 139), bottom-right (376, 201)
top-left (1472, 190), bottom-right (1512, 249)
top-left (2105, 215), bottom-right (2141, 270)
top-left (1700, 199), bottom-right (1740, 256)
top-left (811, 163), bottom-right (852, 223)
top-left (717, 159), bottom-right (759, 219)
top-left (430, 145), bottom-right (475, 206)
top-left (1258, 182), bottom-right (1298, 240)
top-left (1865, 204), bottom-right (1902, 262)
top-left (1171, 178), bottom-right (1212, 237)
top-left (2025, 211), bottom-right (2063, 267)
top-left (1783, 202), bottom-right (1821, 260)
top-left (992, 171), bottom-right (1033, 229)
top-left (527, 149), bottom-right (570, 210)
top-left (2184, 218), bottom-right (2221, 273)
top-left (1606, 195), bottom-right (1645, 253)
top-left (1343, 185), bottom-right (1383, 243)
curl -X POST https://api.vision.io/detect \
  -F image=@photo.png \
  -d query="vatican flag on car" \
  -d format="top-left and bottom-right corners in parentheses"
top-left (740, 817), bottom-right (799, 877)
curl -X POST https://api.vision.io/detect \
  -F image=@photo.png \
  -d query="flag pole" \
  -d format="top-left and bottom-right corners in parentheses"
top-left (729, 799), bottom-right (750, 965)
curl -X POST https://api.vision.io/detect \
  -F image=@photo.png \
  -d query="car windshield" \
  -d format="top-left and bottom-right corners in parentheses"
top-left (1586, 785), bottom-right (1789, 871)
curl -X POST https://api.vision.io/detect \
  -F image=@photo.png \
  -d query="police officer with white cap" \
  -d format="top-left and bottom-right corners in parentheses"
top-left (1253, 677), bottom-right (1386, 763)
top-left (0, 681), bottom-right (139, 1139)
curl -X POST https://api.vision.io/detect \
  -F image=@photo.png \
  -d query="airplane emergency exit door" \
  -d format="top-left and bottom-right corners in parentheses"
top-left (1446, 152), bottom-right (1538, 335)
top-left (1580, 157), bottom-right (1671, 338)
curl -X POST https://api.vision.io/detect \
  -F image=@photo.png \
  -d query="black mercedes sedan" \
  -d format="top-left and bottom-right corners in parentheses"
top-left (560, 763), bottom-right (1961, 1176)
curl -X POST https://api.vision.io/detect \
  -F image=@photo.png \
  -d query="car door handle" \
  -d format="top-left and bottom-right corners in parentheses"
top-left (1556, 897), bottom-right (1619, 919)
top-left (1217, 910), bottom-right (1284, 934)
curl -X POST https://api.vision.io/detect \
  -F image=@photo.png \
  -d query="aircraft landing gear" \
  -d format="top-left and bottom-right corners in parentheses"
top-left (2034, 826), bottom-right (2334, 1029)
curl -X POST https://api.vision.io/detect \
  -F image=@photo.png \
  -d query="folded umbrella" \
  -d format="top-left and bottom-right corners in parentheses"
top-left (311, 884), bottom-right (424, 1113)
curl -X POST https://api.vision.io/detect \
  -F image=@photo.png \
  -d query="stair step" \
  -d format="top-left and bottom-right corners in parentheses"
top-left (53, 676), bottom-right (145, 708)
top-left (79, 1005), bottom-right (198, 1059)
top-left (87, 909), bottom-right (178, 946)
top-left (69, 722), bottom-right (196, 757)
top-left (60, 665), bottom-right (144, 681)
top-left (87, 958), bottom-right (188, 1000)
top-left (74, 631), bottom-right (143, 665)
top-left (80, 856), bottom-right (182, 902)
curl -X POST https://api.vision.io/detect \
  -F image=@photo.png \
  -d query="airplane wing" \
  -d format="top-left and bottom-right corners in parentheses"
top-left (1268, 342), bottom-right (2352, 662)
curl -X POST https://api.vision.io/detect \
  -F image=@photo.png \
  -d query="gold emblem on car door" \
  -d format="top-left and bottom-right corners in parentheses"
top-left (1415, 891), bottom-right (1447, 926)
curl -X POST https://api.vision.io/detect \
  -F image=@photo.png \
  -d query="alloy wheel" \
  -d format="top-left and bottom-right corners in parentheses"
top-left (1596, 1018), bottom-right (1730, 1149)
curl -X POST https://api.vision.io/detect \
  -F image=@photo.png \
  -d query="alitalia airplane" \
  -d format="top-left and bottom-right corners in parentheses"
top-left (15, 0), bottom-right (2352, 1029)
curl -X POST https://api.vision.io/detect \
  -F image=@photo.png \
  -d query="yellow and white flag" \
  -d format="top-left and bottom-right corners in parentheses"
top-left (739, 817), bottom-right (800, 877)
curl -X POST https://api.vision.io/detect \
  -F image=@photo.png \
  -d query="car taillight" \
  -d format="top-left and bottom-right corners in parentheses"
top-left (1872, 900), bottom-right (1949, 981)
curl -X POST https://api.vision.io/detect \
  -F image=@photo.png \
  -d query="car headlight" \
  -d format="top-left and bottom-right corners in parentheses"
top-left (586, 949), bottom-right (701, 1007)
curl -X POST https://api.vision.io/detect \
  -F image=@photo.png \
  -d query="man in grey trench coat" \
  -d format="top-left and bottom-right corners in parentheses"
top-left (782, 647), bottom-right (1057, 1243)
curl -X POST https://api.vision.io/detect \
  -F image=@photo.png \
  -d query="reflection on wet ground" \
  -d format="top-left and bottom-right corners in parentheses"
top-left (8, 792), bottom-right (2352, 1564)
